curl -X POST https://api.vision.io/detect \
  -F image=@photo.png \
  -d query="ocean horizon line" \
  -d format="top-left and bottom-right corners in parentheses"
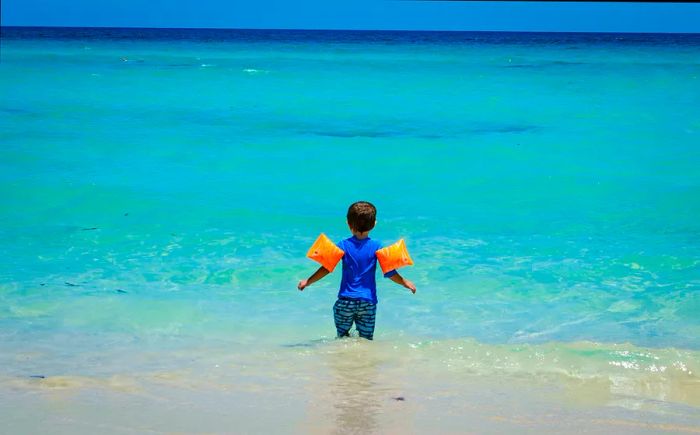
top-left (2, 24), bottom-right (699, 37)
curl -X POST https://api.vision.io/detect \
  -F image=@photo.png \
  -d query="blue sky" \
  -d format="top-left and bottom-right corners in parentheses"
top-left (2, 1), bottom-right (699, 33)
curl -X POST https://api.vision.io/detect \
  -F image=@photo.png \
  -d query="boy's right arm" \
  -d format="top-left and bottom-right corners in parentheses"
top-left (389, 272), bottom-right (416, 294)
top-left (298, 266), bottom-right (330, 291)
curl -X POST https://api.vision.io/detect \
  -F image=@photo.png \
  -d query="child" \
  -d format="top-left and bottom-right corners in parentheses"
top-left (298, 201), bottom-right (416, 340)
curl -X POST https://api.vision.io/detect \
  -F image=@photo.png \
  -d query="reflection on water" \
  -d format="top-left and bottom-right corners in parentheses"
top-left (325, 340), bottom-right (384, 434)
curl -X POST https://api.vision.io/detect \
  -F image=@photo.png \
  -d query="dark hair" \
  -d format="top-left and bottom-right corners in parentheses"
top-left (347, 201), bottom-right (377, 233)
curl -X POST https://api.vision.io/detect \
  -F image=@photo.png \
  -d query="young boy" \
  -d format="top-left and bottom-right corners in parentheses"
top-left (298, 201), bottom-right (416, 340)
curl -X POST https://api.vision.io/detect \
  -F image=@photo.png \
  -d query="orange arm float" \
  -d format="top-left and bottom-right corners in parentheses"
top-left (376, 239), bottom-right (414, 275)
top-left (306, 233), bottom-right (345, 272)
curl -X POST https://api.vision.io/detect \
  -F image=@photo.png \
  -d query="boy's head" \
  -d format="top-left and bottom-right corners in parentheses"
top-left (347, 201), bottom-right (376, 233)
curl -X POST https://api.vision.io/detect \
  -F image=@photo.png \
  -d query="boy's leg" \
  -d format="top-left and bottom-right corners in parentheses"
top-left (354, 301), bottom-right (377, 340)
top-left (333, 299), bottom-right (355, 338)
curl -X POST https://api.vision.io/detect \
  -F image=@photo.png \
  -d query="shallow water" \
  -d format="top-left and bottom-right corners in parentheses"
top-left (1, 27), bottom-right (699, 432)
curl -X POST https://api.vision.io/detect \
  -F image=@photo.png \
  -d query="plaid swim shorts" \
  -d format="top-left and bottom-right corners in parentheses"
top-left (333, 298), bottom-right (377, 340)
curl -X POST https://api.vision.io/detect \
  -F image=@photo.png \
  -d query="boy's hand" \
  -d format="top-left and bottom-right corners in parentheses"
top-left (297, 267), bottom-right (329, 292)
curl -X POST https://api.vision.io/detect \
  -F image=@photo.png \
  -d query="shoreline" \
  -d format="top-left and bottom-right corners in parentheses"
top-left (2, 338), bottom-right (699, 433)
top-left (3, 368), bottom-right (699, 434)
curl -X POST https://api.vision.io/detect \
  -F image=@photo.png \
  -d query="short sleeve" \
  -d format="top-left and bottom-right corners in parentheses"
top-left (336, 240), bottom-right (345, 256)
top-left (383, 269), bottom-right (398, 278)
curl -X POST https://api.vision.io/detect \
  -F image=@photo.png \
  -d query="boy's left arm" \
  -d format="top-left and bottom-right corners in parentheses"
top-left (298, 266), bottom-right (330, 291)
top-left (389, 272), bottom-right (416, 294)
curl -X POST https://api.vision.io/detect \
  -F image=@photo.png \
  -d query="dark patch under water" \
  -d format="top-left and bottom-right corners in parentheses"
top-left (0, 107), bottom-right (40, 117)
top-left (309, 130), bottom-right (398, 138)
top-left (306, 124), bottom-right (536, 139)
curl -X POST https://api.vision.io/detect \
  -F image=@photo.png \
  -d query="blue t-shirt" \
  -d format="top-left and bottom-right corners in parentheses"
top-left (336, 236), bottom-right (397, 304)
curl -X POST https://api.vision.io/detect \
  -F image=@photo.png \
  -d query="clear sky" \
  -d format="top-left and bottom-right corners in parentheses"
top-left (2, 1), bottom-right (699, 34)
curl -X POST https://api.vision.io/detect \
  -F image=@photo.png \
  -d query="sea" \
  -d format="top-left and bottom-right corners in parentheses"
top-left (1, 27), bottom-right (699, 433)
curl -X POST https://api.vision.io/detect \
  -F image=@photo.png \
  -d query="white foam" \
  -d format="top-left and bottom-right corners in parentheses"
top-left (242, 68), bottom-right (269, 74)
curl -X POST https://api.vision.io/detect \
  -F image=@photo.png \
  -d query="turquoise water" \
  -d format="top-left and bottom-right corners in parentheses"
top-left (1, 28), bottom-right (699, 424)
